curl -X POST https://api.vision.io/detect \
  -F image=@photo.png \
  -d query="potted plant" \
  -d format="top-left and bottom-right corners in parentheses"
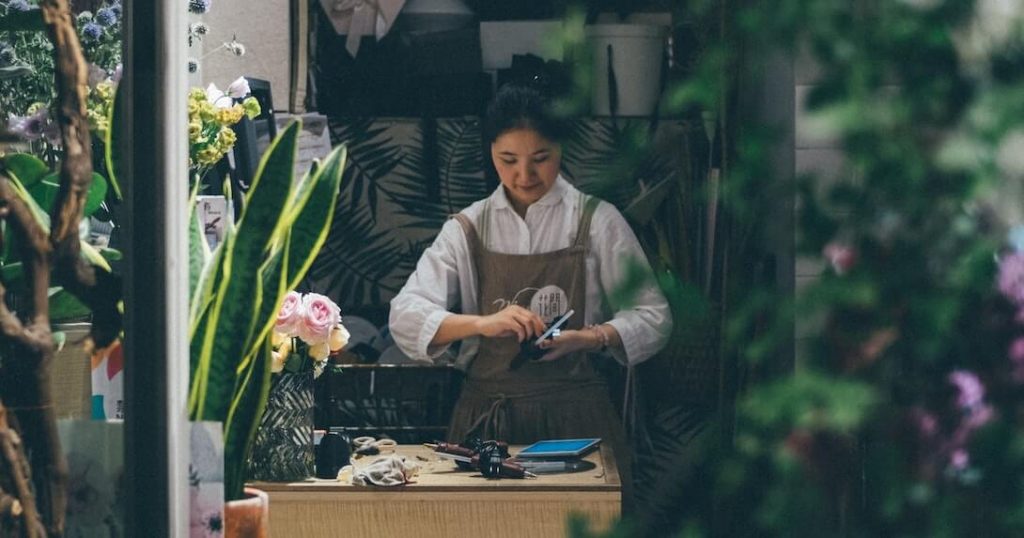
top-left (187, 116), bottom-right (348, 530)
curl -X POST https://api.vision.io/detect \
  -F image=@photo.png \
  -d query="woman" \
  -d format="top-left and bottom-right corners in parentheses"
top-left (389, 84), bottom-right (672, 454)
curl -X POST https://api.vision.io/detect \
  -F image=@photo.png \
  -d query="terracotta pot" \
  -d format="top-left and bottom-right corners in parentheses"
top-left (224, 487), bottom-right (270, 538)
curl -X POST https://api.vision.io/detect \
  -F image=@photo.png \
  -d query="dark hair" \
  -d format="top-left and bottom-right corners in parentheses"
top-left (482, 83), bottom-right (569, 146)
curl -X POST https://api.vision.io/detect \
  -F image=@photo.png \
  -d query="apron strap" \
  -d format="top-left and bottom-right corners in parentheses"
top-left (573, 195), bottom-right (601, 248)
top-left (450, 212), bottom-right (481, 258)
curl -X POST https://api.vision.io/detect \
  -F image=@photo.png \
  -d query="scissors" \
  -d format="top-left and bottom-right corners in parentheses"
top-left (352, 436), bottom-right (397, 458)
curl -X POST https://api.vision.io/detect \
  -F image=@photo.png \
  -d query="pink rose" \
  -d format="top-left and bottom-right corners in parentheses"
top-left (297, 293), bottom-right (341, 345)
top-left (275, 291), bottom-right (304, 336)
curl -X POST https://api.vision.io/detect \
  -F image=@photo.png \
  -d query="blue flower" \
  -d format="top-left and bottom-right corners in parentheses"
top-left (188, 0), bottom-right (211, 14)
top-left (109, 2), bottom-right (122, 18)
top-left (8, 0), bottom-right (33, 11)
top-left (95, 7), bottom-right (116, 27)
top-left (82, 22), bottom-right (103, 41)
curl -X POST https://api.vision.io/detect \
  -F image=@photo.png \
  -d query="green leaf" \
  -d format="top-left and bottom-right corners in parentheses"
top-left (222, 337), bottom-right (272, 500)
top-left (27, 178), bottom-right (58, 214)
top-left (247, 236), bottom-right (288, 364)
top-left (2, 169), bottom-right (111, 272)
top-left (0, 10), bottom-right (45, 32)
top-left (188, 204), bottom-right (210, 301)
top-left (84, 173), bottom-right (108, 216)
top-left (285, 145), bottom-right (347, 290)
top-left (52, 331), bottom-right (66, 353)
top-left (49, 288), bottom-right (91, 322)
top-left (1, 263), bottom-right (23, 286)
top-left (3, 153), bottom-right (49, 188)
top-left (99, 248), bottom-right (122, 262)
top-left (30, 172), bottom-right (109, 217)
top-left (190, 121), bottom-right (300, 422)
top-left (103, 85), bottom-right (124, 201)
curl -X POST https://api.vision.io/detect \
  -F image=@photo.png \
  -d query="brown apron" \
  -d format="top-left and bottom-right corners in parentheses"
top-left (447, 194), bottom-right (633, 509)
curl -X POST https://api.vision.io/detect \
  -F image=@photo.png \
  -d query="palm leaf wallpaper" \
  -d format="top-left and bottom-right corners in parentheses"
top-left (309, 116), bottom-right (689, 316)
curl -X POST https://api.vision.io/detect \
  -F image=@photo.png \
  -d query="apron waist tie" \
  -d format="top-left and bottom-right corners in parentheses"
top-left (460, 379), bottom-right (607, 440)
top-left (466, 393), bottom-right (510, 441)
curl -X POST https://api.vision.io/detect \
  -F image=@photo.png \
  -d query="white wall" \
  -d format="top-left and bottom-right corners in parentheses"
top-left (198, 0), bottom-right (293, 110)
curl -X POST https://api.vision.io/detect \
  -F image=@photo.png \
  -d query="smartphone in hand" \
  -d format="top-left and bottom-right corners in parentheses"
top-left (511, 309), bottom-right (575, 369)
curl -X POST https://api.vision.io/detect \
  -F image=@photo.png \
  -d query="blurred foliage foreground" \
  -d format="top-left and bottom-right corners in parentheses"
top-left (720, 0), bottom-right (1024, 536)
top-left (573, 0), bottom-right (1024, 536)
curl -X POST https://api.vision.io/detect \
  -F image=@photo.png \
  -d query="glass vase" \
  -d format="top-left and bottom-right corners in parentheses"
top-left (247, 370), bottom-right (315, 481)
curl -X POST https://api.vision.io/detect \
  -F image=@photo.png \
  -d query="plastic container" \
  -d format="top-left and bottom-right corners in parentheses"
top-left (586, 24), bottom-right (667, 117)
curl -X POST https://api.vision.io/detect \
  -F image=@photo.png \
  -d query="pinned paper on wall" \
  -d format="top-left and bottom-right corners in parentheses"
top-left (190, 421), bottom-right (225, 538)
top-left (91, 340), bottom-right (124, 420)
top-left (59, 419), bottom-right (124, 536)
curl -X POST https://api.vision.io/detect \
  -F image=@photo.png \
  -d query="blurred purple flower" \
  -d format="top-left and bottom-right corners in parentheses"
top-left (8, 108), bottom-right (59, 145)
top-left (112, 63), bottom-right (122, 83)
top-left (95, 7), bottom-right (116, 27)
top-left (949, 370), bottom-right (985, 409)
top-left (188, 0), bottom-right (211, 14)
top-left (998, 252), bottom-right (1024, 306)
top-left (950, 449), bottom-right (969, 470)
top-left (82, 22), bottom-right (103, 41)
top-left (910, 407), bottom-right (938, 438)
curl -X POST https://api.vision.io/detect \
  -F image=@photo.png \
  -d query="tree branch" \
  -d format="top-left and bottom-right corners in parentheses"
top-left (0, 399), bottom-right (46, 538)
top-left (40, 0), bottom-right (92, 253)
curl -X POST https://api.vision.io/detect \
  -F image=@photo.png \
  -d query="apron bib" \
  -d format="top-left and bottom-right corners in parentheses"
top-left (447, 195), bottom-right (621, 444)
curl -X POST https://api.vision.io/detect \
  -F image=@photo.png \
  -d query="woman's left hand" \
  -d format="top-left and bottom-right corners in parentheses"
top-left (535, 329), bottom-right (599, 362)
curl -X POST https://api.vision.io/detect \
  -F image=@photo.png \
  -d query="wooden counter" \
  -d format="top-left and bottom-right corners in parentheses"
top-left (250, 444), bottom-right (621, 538)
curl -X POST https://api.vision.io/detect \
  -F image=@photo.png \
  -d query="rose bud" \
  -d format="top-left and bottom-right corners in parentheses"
top-left (329, 325), bottom-right (350, 352)
top-left (309, 342), bottom-right (330, 361)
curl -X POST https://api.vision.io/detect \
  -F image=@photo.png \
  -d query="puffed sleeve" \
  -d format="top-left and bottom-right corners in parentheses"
top-left (389, 218), bottom-right (469, 362)
top-left (591, 202), bottom-right (673, 365)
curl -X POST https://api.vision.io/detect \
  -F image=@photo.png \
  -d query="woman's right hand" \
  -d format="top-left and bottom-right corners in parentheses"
top-left (475, 306), bottom-right (546, 342)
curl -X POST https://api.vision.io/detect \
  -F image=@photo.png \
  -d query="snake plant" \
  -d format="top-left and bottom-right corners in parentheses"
top-left (188, 119), bottom-right (347, 500)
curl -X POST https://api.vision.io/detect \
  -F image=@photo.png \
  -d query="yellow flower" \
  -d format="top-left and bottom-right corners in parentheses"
top-left (216, 106), bottom-right (244, 125)
top-left (215, 127), bottom-right (236, 148)
top-left (196, 147), bottom-right (223, 166)
top-left (242, 96), bottom-right (261, 119)
top-left (328, 325), bottom-right (349, 352)
top-left (309, 342), bottom-right (330, 361)
top-left (188, 121), bottom-right (203, 140)
top-left (271, 351), bottom-right (286, 373)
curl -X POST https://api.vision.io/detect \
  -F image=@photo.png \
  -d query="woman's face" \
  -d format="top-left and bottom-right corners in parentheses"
top-left (491, 127), bottom-right (561, 211)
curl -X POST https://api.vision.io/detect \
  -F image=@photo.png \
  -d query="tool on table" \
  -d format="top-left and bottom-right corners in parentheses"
top-left (352, 436), bottom-right (397, 459)
top-left (424, 440), bottom-right (536, 479)
top-left (513, 309), bottom-right (575, 368)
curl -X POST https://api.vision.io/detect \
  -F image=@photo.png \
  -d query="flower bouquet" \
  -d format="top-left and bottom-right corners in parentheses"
top-left (247, 291), bottom-right (348, 481)
top-left (270, 291), bottom-right (349, 378)
top-left (188, 76), bottom-right (261, 184)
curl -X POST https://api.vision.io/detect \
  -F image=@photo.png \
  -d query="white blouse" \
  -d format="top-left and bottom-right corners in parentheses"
top-left (388, 176), bottom-right (673, 368)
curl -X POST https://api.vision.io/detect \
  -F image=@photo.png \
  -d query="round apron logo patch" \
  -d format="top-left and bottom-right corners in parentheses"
top-left (529, 285), bottom-right (569, 323)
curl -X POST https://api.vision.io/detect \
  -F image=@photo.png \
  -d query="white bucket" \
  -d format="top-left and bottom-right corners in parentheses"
top-left (586, 24), bottom-right (667, 117)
